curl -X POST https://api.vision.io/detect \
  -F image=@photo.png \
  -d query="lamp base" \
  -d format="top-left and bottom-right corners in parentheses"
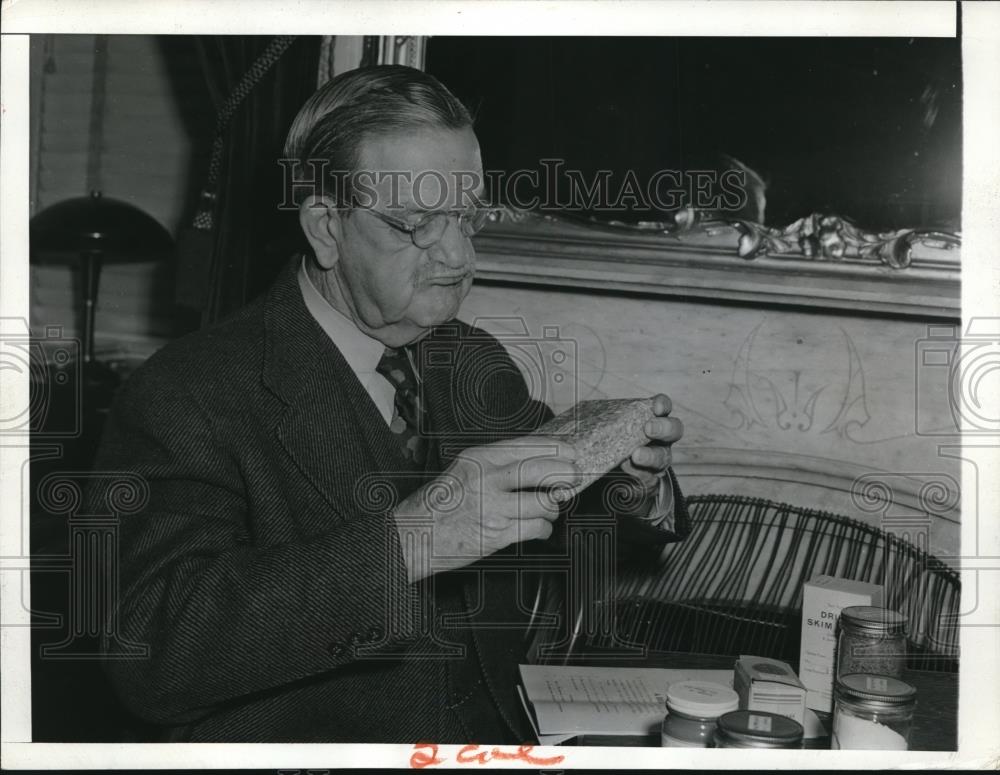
top-left (81, 361), bottom-right (121, 397)
top-left (82, 359), bottom-right (120, 409)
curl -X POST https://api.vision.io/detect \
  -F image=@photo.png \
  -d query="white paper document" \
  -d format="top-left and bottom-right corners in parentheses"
top-left (518, 664), bottom-right (734, 740)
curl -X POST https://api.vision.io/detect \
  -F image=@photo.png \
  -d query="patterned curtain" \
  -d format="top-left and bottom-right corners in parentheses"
top-left (173, 36), bottom-right (321, 330)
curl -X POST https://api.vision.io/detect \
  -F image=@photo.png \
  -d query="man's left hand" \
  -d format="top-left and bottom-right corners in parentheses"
top-left (620, 393), bottom-right (684, 497)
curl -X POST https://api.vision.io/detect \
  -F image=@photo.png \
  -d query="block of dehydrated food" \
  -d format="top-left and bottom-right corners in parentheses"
top-left (533, 397), bottom-right (655, 494)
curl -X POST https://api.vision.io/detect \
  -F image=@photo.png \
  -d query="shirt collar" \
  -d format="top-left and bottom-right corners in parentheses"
top-left (297, 256), bottom-right (386, 376)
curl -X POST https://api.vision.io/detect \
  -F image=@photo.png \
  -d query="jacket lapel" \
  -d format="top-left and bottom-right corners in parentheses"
top-left (416, 325), bottom-right (533, 741)
top-left (415, 323), bottom-right (498, 469)
top-left (263, 260), bottom-right (409, 520)
top-left (414, 324), bottom-right (463, 468)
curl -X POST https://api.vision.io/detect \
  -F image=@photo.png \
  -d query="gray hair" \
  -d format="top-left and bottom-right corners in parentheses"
top-left (283, 64), bottom-right (473, 207)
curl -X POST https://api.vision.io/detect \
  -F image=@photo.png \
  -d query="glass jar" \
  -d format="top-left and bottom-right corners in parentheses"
top-left (713, 710), bottom-right (804, 749)
top-left (660, 681), bottom-right (740, 747)
top-left (832, 673), bottom-right (916, 750)
top-left (836, 606), bottom-right (907, 680)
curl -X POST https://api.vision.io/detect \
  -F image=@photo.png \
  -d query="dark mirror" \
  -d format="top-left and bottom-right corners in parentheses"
top-left (427, 37), bottom-right (961, 232)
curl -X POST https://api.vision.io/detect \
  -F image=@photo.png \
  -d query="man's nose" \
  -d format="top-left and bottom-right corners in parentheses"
top-left (427, 215), bottom-right (473, 268)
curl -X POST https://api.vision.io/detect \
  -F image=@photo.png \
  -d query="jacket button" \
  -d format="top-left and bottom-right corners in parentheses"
top-left (328, 641), bottom-right (344, 658)
top-left (366, 626), bottom-right (382, 643)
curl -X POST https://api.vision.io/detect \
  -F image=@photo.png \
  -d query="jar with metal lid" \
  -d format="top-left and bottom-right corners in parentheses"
top-left (832, 673), bottom-right (916, 750)
top-left (660, 681), bottom-right (740, 747)
top-left (836, 606), bottom-right (908, 680)
top-left (713, 710), bottom-right (804, 749)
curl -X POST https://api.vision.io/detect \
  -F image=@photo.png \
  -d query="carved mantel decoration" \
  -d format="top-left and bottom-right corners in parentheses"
top-left (493, 205), bottom-right (962, 269)
top-left (725, 212), bottom-right (961, 269)
top-left (475, 206), bottom-right (961, 319)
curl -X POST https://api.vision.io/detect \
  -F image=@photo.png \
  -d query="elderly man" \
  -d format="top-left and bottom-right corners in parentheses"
top-left (95, 64), bottom-right (687, 743)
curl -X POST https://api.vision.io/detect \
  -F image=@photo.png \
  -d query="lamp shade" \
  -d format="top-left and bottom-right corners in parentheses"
top-left (30, 191), bottom-right (174, 263)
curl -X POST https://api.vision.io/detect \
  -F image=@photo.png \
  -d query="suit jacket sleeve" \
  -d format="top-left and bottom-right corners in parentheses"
top-left (91, 366), bottom-right (420, 726)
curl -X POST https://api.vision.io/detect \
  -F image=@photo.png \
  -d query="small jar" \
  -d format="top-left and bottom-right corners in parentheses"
top-left (832, 673), bottom-right (916, 750)
top-left (660, 681), bottom-right (739, 747)
top-left (836, 606), bottom-right (907, 680)
top-left (713, 710), bottom-right (804, 749)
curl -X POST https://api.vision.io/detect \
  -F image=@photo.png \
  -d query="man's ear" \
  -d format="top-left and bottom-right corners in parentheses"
top-left (298, 195), bottom-right (343, 270)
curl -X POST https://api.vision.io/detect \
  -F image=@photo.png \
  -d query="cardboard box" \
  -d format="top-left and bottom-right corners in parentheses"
top-left (799, 575), bottom-right (884, 713)
top-left (734, 656), bottom-right (807, 726)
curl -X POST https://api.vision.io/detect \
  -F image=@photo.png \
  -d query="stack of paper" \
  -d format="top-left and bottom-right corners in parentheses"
top-left (517, 664), bottom-right (733, 745)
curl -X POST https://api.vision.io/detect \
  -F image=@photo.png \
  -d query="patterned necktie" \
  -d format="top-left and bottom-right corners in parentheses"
top-left (376, 346), bottom-right (428, 466)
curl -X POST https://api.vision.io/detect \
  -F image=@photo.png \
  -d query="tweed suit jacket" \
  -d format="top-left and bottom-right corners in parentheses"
top-left (94, 258), bottom-right (688, 742)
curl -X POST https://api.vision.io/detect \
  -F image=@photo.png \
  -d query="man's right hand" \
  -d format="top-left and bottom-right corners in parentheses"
top-left (392, 436), bottom-right (580, 583)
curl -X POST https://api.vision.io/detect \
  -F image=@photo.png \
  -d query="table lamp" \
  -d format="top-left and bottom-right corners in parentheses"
top-left (30, 191), bottom-right (174, 393)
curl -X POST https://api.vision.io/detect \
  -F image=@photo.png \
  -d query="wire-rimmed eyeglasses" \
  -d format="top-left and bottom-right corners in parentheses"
top-left (331, 203), bottom-right (503, 249)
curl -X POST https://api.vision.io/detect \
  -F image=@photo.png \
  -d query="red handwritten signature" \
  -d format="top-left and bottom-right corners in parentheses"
top-left (410, 742), bottom-right (564, 768)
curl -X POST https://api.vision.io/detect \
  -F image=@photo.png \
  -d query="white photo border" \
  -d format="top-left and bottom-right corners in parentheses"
top-left (2, 0), bottom-right (997, 770)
